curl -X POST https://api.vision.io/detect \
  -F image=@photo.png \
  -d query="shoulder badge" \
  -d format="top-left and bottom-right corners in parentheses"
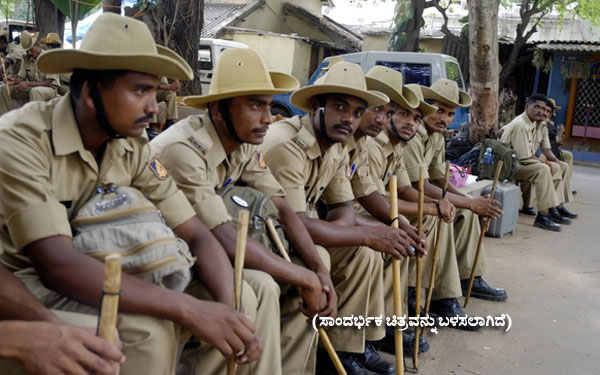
top-left (375, 136), bottom-right (386, 147)
top-left (148, 157), bottom-right (169, 180)
top-left (256, 151), bottom-right (267, 169)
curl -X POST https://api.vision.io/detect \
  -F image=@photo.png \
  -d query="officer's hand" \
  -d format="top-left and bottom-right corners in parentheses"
top-left (182, 299), bottom-right (261, 364)
top-left (9, 321), bottom-right (125, 375)
top-left (298, 272), bottom-right (327, 318)
top-left (315, 269), bottom-right (338, 318)
top-left (16, 81), bottom-right (28, 92)
top-left (470, 196), bottom-right (502, 219)
top-left (439, 198), bottom-right (456, 222)
top-left (170, 81), bottom-right (181, 92)
top-left (398, 220), bottom-right (426, 256)
top-left (365, 226), bottom-right (411, 259)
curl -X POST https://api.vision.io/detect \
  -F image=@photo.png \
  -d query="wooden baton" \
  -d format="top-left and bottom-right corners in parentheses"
top-left (265, 219), bottom-right (347, 375)
top-left (227, 210), bottom-right (249, 375)
top-left (412, 167), bottom-right (425, 370)
top-left (421, 162), bottom-right (450, 336)
top-left (388, 175), bottom-right (404, 375)
top-left (98, 254), bottom-right (122, 344)
top-left (464, 161), bottom-right (503, 308)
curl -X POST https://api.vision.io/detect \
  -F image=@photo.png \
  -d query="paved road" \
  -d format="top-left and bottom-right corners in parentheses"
top-left (382, 164), bottom-right (600, 375)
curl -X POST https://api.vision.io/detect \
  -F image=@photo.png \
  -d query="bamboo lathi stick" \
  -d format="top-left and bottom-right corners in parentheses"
top-left (265, 219), bottom-right (347, 375)
top-left (227, 210), bottom-right (249, 375)
top-left (98, 254), bottom-right (122, 344)
top-left (412, 167), bottom-right (425, 370)
top-left (464, 161), bottom-right (503, 308)
top-left (388, 175), bottom-right (404, 375)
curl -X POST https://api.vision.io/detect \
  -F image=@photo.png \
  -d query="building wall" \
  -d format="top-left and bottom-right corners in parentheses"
top-left (546, 53), bottom-right (570, 128)
top-left (228, 31), bottom-right (313, 85)
top-left (237, 0), bottom-right (324, 35)
top-left (231, 32), bottom-right (296, 73)
top-left (362, 35), bottom-right (388, 51)
top-left (292, 39), bottom-right (312, 85)
top-left (420, 38), bottom-right (443, 53)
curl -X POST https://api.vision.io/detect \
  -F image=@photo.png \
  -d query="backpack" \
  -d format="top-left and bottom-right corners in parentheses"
top-left (477, 139), bottom-right (517, 182)
top-left (217, 185), bottom-right (290, 255)
top-left (455, 143), bottom-right (482, 175)
top-left (445, 135), bottom-right (473, 162)
top-left (71, 184), bottom-right (195, 292)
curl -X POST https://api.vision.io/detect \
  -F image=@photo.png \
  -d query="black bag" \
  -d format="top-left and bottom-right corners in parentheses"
top-left (455, 143), bottom-right (482, 175)
top-left (445, 135), bottom-right (473, 162)
top-left (217, 185), bottom-right (290, 255)
top-left (477, 139), bottom-right (517, 181)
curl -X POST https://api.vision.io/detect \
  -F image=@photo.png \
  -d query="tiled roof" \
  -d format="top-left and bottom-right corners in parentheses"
top-left (535, 40), bottom-right (600, 53)
top-left (202, 1), bottom-right (263, 38)
top-left (282, 2), bottom-right (362, 51)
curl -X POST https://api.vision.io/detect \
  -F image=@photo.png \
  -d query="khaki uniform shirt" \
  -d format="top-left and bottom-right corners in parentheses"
top-left (500, 111), bottom-right (550, 160)
top-left (150, 114), bottom-right (285, 230)
top-left (0, 96), bottom-right (195, 270)
top-left (260, 115), bottom-right (355, 213)
top-left (366, 131), bottom-right (412, 194)
top-left (18, 53), bottom-right (59, 87)
top-left (347, 135), bottom-right (378, 199)
top-left (402, 124), bottom-right (446, 183)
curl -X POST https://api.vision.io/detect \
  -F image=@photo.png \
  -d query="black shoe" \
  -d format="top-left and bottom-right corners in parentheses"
top-left (558, 204), bottom-right (578, 219)
top-left (377, 326), bottom-right (430, 355)
top-left (461, 277), bottom-right (507, 302)
top-left (316, 348), bottom-right (377, 375)
top-left (549, 207), bottom-right (572, 225)
top-left (429, 298), bottom-right (479, 331)
top-left (520, 206), bottom-right (537, 216)
top-left (572, 189), bottom-right (577, 195)
top-left (407, 287), bottom-right (425, 317)
top-left (356, 342), bottom-right (395, 375)
top-left (534, 212), bottom-right (561, 232)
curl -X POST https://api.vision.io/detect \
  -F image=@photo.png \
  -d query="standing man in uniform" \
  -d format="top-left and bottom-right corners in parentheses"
top-left (0, 30), bottom-right (59, 115)
top-left (0, 13), bottom-right (261, 375)
top-left (151, 47), bottom-right (336, 375)
top-left (262, 61), bottom-right (414, 375)
top-left (402, 79), bottom-right (507, 313)
top-left (501, 94), bottom-right (576, 230)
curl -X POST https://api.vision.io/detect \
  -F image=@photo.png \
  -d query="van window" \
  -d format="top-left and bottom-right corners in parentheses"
top-left (198, 45), bottom-right (212, 70)
top-left (375, 61), bottom-right (431, 87)
top-left (445, 61), bottom-right (463, 88)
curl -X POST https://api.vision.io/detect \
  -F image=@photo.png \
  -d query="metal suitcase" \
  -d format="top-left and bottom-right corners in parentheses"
top-left (482, 182), bottom-right (520, 238)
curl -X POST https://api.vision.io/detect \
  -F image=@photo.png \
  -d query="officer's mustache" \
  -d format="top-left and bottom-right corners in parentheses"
top-left (135, 114), bottom-right (154, 124)
top-left (332, 123), bottom-right (353, 134)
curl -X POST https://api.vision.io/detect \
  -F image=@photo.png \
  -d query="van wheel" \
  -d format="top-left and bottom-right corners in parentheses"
top-left (271, 106), bottom-right (291, 118)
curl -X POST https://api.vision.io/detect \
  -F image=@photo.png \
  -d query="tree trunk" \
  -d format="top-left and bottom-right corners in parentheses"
top-left (467, 0), bottom-right (500, 143)
top-left (33, 0), bottom-right (66, 41)
top-left (388, 0), bottom-right (425, 52)
top-left (103, 0), bottom-right (122, 14)
top-left (129, 0), bottom-right (203, 95)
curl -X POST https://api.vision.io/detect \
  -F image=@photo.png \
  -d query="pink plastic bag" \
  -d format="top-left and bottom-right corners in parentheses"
top-left (449, 163), bottom-right (468, 188)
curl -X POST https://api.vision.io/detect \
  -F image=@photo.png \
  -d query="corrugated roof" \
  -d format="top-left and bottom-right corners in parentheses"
top-left (202, 1), bottom-right (263, 38)
top-left (535, 40), bottom-right (600, 53)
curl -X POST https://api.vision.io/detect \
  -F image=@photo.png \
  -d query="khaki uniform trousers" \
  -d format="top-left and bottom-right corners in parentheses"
top-left (538, 153), bottom-right (572, 203)
top-left (326, 245), bottom-right (386, 353)
top-left (406, 215), bottom-right (463, 301)
top-left (561, 150), bottom-right (574, 177)
top-left (180, 270), bottom-right (278, 375)
top-left (453, 208), bottom-right (487, 279)
top-left (0, 84), bottom-right (57, 115)
top-left (280, 245), bottom-right (331, 375)
top-left (152, 89), bottom-right (178, 124)
top-left (183, 245), bottom-right (331, 375)
top-left (8, 268), bottom-right (261, 375)
top-left (515, 161), bottom-right (561, 211)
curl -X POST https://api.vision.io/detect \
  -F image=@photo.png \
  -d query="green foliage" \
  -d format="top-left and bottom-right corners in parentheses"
top-left (50, 0), bottom-right (101, 20)
top-left (0, 0), bottom-right (31, 20)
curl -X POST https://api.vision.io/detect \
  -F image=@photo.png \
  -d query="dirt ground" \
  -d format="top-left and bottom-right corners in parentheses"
top-left (380, 164), bottom-right (600, 375)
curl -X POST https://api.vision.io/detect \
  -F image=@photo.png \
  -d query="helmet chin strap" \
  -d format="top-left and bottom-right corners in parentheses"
top-left (87, 76), bottom-right (124, 139)
top-left (219, 101), bottom-right (243, 144)
top-left (318, 107), bottom-right (337, 144)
